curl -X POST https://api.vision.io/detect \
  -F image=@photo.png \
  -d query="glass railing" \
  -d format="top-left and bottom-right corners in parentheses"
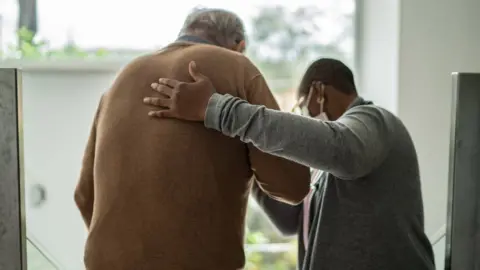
top-left (27, 236), bottom-right (60, 270)
top-left (431, 224), bottom-right (446, 270)
top-left (21, 224), bottom-right (449, 270)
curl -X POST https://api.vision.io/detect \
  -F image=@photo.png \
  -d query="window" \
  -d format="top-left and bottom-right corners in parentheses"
top-left (1, 0), bottom-right (354, 110)
top-left (2, 0), bottom-right (355, 269)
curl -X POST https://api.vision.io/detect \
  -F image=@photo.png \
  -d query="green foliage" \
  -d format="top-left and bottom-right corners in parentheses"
top-left (244, 199), bottom-right (297, 270)
top-left (1, 27), bottom-right (110, 60)
top-left (247, 5), bottom-right (353, 94)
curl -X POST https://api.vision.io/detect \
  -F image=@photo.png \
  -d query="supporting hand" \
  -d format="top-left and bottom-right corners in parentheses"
top-left (143, 61), bottom-right (215, 121)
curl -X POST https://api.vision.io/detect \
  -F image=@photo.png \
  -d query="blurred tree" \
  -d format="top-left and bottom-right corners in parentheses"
top-left (17, 0), bottom-right (37, 42)
top-left (245, 199), bottom-right (297, 270)
top-left (247, 5), bottom-right (353, 93)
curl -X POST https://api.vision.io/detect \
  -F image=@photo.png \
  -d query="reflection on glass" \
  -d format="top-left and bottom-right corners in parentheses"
top-left (27, 237), bottom-right (58, 270)
top-left (245, 250), bottom-right (297, 270)
top-left (433, 235), bottom-right (445, 270)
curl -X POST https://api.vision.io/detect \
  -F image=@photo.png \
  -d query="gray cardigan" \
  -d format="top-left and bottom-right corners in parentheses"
top-left (205, 94), bottom-right (435, 270)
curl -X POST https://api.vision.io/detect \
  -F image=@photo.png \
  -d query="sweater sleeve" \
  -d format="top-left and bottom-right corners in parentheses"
top-left (205, 94), bottom-right (393, 180)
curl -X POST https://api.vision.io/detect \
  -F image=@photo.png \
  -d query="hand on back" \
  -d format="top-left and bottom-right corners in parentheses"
top-left (143, 61), bottom-right (215, 121)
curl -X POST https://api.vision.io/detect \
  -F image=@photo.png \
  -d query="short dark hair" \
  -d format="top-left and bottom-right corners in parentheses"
top-left (298, 58), bottom-right (357, 98)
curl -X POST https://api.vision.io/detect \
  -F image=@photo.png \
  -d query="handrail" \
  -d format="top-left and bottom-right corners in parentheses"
top-left (27, 233), bottom-right (64, 269)
top-left (430, 224), bottom-right (446, 246)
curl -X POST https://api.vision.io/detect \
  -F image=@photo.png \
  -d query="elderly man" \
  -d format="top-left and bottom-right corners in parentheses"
top-left (74, 8), bottom-right (310, 270)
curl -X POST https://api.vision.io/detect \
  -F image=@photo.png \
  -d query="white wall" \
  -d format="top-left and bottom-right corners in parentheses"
top-left (398, 0), bottom-right (480, 236)
top-left (433, 236), bottom-right (446, 270)
top-left (358, 0), bottom-right (480, 268)
top-left (355, 0), bottom-right (400, 112)
top-left (14, 62), bottom-right (122, 269)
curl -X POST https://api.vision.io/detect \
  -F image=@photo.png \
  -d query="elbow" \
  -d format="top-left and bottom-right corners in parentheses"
top-left (282, 170), bottom-right (310, 205)
top-left (287, 184), bottom-right (310, 205)
top-left (74, 189), bottom-right (83, 209)
top-left (74, 188), bottom-right (87, 209)
top-left (286, 165), bottom-right (310, 204)
top-left (258, 171), bottom-right (310, 205)
top-left (333, 121), bottom-right (391, 179)
top-left (74, 188), bottom-right (93, 227)
top-left (340, 137), bottom-right (391, 179)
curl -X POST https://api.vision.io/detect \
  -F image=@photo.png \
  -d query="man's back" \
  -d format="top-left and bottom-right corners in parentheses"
top-left (75, 43), bottom-right (310, 270)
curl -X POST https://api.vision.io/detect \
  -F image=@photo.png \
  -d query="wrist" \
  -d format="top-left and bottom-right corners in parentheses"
top-left (204, 93), bottom-right (227, 130)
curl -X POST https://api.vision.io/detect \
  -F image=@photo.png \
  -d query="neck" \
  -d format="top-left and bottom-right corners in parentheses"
top-left (182, 31), bottom-right (220, 46)
top-left (331, 95), bottom-right (358, 120)
top-left (178, 34), bottom-right (214, 45)
top-left (342, 95), bottom-right (358, 110)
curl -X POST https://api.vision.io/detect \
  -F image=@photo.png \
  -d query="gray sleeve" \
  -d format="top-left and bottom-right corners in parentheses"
top-left (205, 93), bottom-right (393, 180)
top-left (251, 182), bottom-right (301, 236)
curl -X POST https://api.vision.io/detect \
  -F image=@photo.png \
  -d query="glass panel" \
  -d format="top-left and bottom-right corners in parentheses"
top-left (245, 199), bottom-right (297, 269)
top-left (433, 235), bottom-right (445, 270)
top-left (446, 73), bottom-right (480, 270)
top-left (0, 68), bottom-right (24, 270)
top-left (245, 249), bottom-right (297, 270)
top-left (27, 237), bottom-right (59, 270)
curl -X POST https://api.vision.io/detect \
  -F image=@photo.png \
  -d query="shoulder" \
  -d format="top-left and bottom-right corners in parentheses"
top-left (182, 45), bottom-right (262, 80)
top-left (183, 44), bottom-right (249, 63)
top-left (344, 104), bottom-right (397, 123)
top-left (340, 104), bottom-right (402, 135)
top-left (114, 53), bottom-right (155, 77)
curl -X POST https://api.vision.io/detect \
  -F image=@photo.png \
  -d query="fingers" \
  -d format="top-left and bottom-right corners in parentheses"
top-left (146, 80), bottom-right (177, 119)
top-left (158, 78), bottom-right (181, 88)
top-left (144, 97), bottom-right (175, 118)
top-left (310, 81), bottom-right (321, 89)
top-left (143, 97), bottom-right (171, 108)
top-left (148, 110), bottom-right (174, 118)
top-left (188, 61), bottom-right (208, 82)
top-left (151, 81), bottom-right (174, 97)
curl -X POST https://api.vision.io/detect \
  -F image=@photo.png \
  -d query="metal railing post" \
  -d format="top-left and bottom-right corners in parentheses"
top-left (0, 68), bottom-right (27, 270)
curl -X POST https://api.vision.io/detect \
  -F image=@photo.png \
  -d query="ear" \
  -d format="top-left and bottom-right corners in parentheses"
top-left (319, 83), bottom-right (326, 96)
top-left (235, 40), bottom-right (246, 53)
top-left (311, 82), bottom-right (322, 97)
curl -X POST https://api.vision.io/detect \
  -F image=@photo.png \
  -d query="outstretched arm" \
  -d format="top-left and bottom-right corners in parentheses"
top-left (144, 61), bottom-right (392, 180)
top-left (205, 94), bottom-right (392, 180)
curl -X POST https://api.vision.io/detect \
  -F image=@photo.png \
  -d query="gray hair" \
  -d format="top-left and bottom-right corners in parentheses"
top-left (179, 7), bottom-right (246, 48)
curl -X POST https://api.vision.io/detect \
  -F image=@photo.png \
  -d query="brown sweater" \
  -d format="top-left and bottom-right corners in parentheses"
top-left (74, 42), bottom-right (310, 270)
